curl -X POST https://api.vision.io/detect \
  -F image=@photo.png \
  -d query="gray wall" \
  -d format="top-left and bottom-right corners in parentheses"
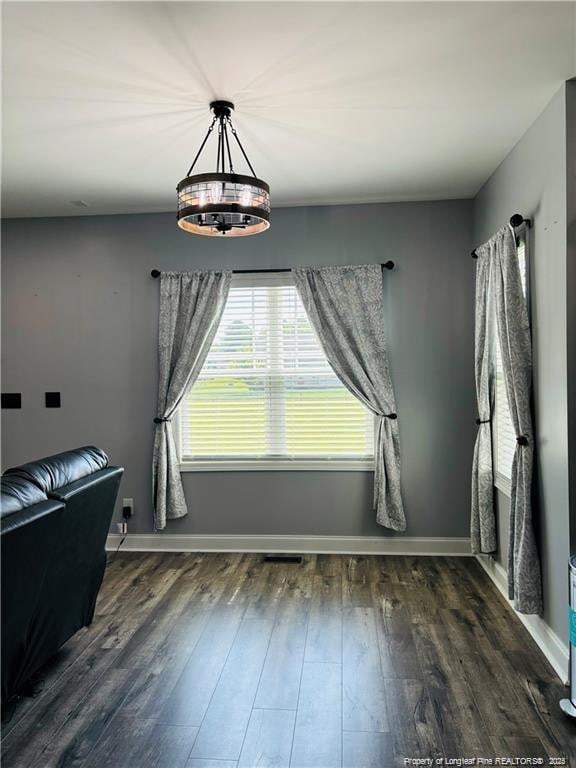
top-left (567, 80), bottom-right (576, 556)
top-left (1, 199), bottom-right (475, 539)
top-left (473, 85), bottom-right (569, 644)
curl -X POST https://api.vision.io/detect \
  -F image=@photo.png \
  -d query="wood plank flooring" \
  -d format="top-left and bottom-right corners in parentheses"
top-left (2, 553), bottom-right (575, 767)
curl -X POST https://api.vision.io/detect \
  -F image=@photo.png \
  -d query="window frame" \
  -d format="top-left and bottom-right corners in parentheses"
top-left (493, 226), bottom-right (530, 497)
top-left (176, 271), bottom-right (375, 473)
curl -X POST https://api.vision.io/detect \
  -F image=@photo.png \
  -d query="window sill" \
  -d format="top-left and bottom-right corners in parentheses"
top-left (180, 459), bottom-right (374, 472)
top-left (494, 472), bottom-right (512, 498)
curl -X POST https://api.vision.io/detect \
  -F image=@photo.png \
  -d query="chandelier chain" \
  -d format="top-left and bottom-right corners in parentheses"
top-left (226, 117), bottom-right (257, 178)
top-left (223, 120), bottom-right (234, 173)
top-left (216, 119), bottom-right (223, 173)
top-left (183, 108), bottom-right (258, 179)
top-left (186, 116), bottom-right (217, 177)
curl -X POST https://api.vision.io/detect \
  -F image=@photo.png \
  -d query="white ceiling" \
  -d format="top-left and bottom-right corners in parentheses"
top-left (2, 1), bottom-right (575, 218)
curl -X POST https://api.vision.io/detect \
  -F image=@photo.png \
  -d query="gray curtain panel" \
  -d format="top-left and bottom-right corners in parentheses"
top-left (293, 264), bottom-right (405, 531)
top-left (473, 226), bottom-right (542, 614)
top-left (152, 270), bottom-right (231, 531)
top-left (471, 250), bottom-right (497, 554)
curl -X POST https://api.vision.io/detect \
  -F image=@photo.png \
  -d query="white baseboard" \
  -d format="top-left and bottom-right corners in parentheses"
top-left (106, 533), bottom-right (472, 557)
top-left (476, 554), bottom-right (569, 684)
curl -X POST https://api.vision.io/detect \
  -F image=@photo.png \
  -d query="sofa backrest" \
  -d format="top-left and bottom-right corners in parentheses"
top-left (1, 475), bottom-right (49, 518)
top-left (3, 446), bottom-right (108, 496)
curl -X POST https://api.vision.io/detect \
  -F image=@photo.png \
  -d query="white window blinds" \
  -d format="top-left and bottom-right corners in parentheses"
top-left (494, 236), bottom-right (527, 485)
top-left (179, 274), bottom-right (374, 464)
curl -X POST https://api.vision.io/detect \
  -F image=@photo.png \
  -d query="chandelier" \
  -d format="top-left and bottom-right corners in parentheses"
top-left (177, 101), bottom-right (270, 237)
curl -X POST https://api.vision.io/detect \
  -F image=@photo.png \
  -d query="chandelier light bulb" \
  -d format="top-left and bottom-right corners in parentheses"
top-left (207, 182), bottom-right (222, 205)
top-left (239, 185), bottom-right (253, 207)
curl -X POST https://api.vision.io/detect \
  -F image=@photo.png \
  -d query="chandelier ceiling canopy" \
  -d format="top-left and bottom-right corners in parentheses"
top-left (177, 101), bottom-right (270, 237)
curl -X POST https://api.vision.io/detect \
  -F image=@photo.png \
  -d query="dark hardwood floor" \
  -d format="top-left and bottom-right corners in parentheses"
top-left (1, 552), bottom-right (575, 767)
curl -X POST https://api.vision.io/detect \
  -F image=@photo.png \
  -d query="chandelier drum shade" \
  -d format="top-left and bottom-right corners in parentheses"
top-left (177, 101), bottom-right (270, 237)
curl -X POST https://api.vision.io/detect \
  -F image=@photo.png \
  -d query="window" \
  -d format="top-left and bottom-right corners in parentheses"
top-left (178, 273), bottom-right (374, 470)
top-left (493, 233), bottom-right (528, 494)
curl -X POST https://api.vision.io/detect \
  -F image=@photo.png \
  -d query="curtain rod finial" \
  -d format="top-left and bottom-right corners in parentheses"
top-left (510, 213), bottom-right (531, 228)
top-left (151, 269), bottom-right (161, 278)
top-left (382, 261), bottom-right (394, 270)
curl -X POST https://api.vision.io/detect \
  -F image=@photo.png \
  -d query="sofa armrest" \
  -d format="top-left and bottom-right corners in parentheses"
top-left (47, 466), bottom-right (124, 502)
top-left (1, 498), bottom-right (65, 535)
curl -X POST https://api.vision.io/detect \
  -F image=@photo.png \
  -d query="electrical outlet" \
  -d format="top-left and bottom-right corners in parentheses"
top-left (122, 498), bottom-right (134, 518)
top-left (116, 521), bottom-right (128, 534)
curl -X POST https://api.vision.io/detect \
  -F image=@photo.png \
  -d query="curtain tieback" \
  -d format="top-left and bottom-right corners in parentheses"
top-left (516, 435), bottom-right (529, 446)
top-left (380, 412), bottom-right (397, 420)
top-left (476, 418), bottom-right (491, 425)
top-left (154, 417), bottom-right (172, 424)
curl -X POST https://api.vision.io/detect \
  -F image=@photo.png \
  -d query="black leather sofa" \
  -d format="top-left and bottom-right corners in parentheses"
top-left (0, 447), bottom-right (123, 703)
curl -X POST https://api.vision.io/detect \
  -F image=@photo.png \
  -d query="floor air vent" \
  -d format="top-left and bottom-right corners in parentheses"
top-left (263, 554), bottom-right (303, 564)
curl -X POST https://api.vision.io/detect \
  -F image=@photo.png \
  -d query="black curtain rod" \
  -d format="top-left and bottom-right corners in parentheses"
top-left (471, 213), bottom-right (531, 259)
top-left (150, 261), bottom-right (394, 278)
